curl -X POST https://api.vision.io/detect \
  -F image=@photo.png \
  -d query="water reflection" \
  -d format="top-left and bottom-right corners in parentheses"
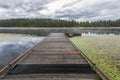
top-left (82, 32), bottom-right (119, 36)
top-left (0, 37), bottom-right (44, 69)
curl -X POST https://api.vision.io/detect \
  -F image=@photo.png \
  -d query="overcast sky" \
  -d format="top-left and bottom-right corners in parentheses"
top-left (0, 0), bottom-right (120, 21)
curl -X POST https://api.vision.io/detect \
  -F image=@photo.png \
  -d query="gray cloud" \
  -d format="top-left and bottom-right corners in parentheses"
top-left (0, 4), bottom-right (10, 9)
top-left (51, 0), bottom-right (120, 21)
top-left (55, 9), bottom-right (99, 20)
top-left (0, 0), bottom-right (120, 21)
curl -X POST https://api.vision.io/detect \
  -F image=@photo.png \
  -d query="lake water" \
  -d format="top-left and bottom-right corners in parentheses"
top-left (0, 31), bottom-right (120, 69)
top-left (82, 32), bottom-right (119, 36)
top-left (0, 33), bottom-right (44, 69)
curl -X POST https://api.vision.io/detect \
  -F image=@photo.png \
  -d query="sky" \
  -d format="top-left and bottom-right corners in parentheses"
top-left (0, 0), bottom-right (120, 21)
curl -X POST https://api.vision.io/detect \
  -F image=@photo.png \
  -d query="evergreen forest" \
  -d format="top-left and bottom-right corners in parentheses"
top-left (0, 18), bottom-right (120, 27)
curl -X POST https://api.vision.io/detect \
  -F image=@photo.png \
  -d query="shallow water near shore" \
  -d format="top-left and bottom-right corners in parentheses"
top-left (0, 33), bottom-right (44, 69)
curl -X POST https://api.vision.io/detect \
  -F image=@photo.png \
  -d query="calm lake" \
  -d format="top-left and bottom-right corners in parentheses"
top-left (0, 31), bottom-right (119, 69)
top-left (0, 33), bottom-right (44, 69)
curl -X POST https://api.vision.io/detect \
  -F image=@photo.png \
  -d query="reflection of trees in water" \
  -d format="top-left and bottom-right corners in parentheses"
top-left (82, 29), bottom-right (120, 35)
top-left (0, 28), bottom-right (120, 36)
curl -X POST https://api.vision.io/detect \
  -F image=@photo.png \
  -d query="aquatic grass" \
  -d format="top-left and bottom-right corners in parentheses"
top-left (0, 33), bottom-right (34, 42)
top-left (71, 36), bottom-right (120, 80)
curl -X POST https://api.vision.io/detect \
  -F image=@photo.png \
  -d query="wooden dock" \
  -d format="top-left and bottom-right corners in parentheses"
top-left (0, 33), bottom-right (102, 80)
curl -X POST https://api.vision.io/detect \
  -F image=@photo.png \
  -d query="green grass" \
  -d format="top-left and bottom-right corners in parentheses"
top-left (71, 36), bottom-right (120, 80)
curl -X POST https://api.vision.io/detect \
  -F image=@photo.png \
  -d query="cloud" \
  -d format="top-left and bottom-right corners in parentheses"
top-left (0, 0), bottom-right (120, 21)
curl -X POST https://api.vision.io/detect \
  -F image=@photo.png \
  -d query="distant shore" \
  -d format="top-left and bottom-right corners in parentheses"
top-left (0, 27), bottom-right (120, 29)
top-left (0, 27), bottom-right (119, 36)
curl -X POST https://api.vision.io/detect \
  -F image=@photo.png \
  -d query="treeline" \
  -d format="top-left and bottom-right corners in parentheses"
top-left (0, 18), bottom-right (77, 27)
top-left (0, 18), bottom-right (120, 27)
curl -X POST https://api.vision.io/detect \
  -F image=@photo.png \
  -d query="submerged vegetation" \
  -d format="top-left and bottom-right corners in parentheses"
top-left (0, 18), bottom-right (120, 27)
top-left (0, 33), bottom-right (27, 42)
top-left (71, 36), bottom-right (120, 80)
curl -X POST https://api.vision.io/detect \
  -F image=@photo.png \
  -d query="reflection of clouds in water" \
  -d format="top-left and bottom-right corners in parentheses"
top-left (0, 37), bottom-right (44, 68)
top-left (82, 32), bottom-right (116, 36)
